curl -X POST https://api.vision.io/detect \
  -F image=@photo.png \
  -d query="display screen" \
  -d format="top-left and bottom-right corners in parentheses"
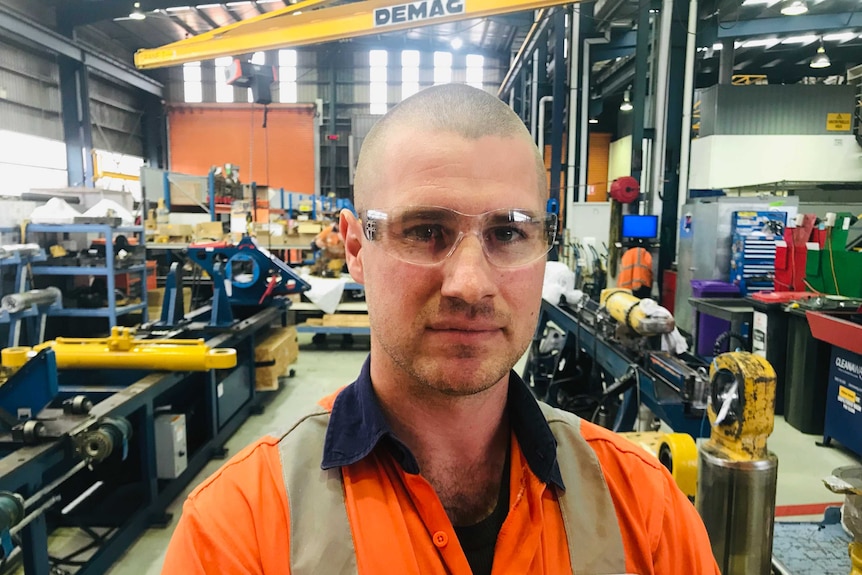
top-left (622, 214), bottom-right (659, 239)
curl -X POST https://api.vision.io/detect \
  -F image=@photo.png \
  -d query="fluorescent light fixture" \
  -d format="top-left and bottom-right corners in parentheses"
top-left (166, 5), bottom-right (192, 11)
top-left (780, 0), bottom-right (808, 15)
top-left (226, 1), bottom-right (252, 6)
top-left (823, 32), bottom-right (857, 42)
top-left (742, 0), bottom-right (782, 5)
top-left (128, 2), bottom-right (146, 19)
top-left (589, 118), bottom-right (599, 124)
top-left (197, 3), bottom-right (222, 7)
top-left (712, 43), bottom-right (724, 50)
top-left (450, 37), bottom-right (463, 50)
top-left (743, 38), bottom-right (780, 48)
top-left (810, 45), bottom-right (831, 68)
top-left (620, 88), bottom-right (633, 112)
top-left (781, 35), bottom-right (818, 44)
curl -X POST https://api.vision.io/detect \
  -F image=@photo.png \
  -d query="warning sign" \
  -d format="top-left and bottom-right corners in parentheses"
top-left (826, 113), bottom-right (851, 132)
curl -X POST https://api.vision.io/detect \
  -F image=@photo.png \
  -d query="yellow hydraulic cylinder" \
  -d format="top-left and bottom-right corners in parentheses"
top-left (31, 327), bottom-right (236, 371)
top-left (600, 288), bottom-right (675, 336)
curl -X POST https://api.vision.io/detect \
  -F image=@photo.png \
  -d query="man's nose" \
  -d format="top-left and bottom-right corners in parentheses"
top-left (439, 233), bottom-right (498, 304)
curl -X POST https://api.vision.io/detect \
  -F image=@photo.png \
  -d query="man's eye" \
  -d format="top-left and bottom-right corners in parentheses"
top-left (489, 226), bottom-right (527, 243)
top-left (402, 224), bottom-right (444, 242)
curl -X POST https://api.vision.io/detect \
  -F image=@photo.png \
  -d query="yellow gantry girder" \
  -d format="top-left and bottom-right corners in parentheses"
top-left (135, 0), bottom-right (575, 70)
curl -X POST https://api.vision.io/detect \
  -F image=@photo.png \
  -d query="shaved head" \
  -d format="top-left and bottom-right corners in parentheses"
top-left (354, 84), bottom-right (546, 209)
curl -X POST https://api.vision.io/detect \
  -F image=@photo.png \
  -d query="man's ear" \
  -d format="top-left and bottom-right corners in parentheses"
top-left (339, 209), bottom-right (365, 284)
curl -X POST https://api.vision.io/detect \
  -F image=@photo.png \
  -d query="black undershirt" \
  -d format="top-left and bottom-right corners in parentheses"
top-left (453, 452), bottom-right (511, 575)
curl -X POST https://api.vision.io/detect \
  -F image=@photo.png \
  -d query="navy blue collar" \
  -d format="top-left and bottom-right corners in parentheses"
top-left (321, 356), bottom-right (565, 490)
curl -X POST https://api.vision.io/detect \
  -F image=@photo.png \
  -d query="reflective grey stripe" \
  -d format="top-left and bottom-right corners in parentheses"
top-left (539, 401), bottom-right (627, 575)
top-left (280, 403), bottom-right (626, 574)
top-left (278, 408), bottom-right (358, 575)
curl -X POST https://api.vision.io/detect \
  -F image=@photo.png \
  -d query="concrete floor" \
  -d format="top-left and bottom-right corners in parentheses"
top-left (77, 333), bottom-right (860, 573)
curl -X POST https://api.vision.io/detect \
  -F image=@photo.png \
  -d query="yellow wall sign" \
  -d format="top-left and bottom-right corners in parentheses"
top-left (826, 113), bottom-right (851, 132)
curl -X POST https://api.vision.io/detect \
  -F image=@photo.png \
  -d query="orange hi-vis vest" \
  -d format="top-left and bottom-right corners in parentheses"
top-left (619, 247), bottom-right (653, 290)
top-left (162, 385), bottom-right (719, 574)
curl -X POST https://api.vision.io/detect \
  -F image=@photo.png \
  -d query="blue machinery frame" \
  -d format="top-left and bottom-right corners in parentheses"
top-left (527, 299), bottom-right (709, 438)
top-left (0, 305), bottom-right (284, 575)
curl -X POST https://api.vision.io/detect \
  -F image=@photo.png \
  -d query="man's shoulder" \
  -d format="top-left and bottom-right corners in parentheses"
top-left (186, 400), bottom-right (335, 502)
top-left (541, 403), bottom-right (667, 476)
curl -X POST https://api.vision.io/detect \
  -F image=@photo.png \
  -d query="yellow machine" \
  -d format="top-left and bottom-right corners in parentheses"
top-left (697, 352), bottom-right (777, 575)
top-left (1, 327), bottom-right (236, 374)
top-left (619, 431), bottom-right (698, 498)
top-left (600, 288), bottom-right (675, 336)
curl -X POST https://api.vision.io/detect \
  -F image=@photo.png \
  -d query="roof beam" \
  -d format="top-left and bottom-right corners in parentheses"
top-left (192, 7), bottom-right (221, 28)
top-left (223, 6), bottom-right (242, 22)
top-left (166, 11), bottom-right (199, 36)
top-left (717, 12), bottom-right (862, 39)
top-left (497, 8), bottom-right (554, 96)
top-left (0, 4), bottom-right (163, 96)
top-left (253, 2), bottom-right (266, 14)
top-left (136, 0), bottom-right (575, 69)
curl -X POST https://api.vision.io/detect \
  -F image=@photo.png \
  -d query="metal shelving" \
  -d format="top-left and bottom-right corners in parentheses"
top-left (27, 223), bottom-right (149, 328)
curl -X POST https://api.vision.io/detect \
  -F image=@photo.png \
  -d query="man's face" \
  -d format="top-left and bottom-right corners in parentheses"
top-left (342, 127), bottom-right (547, 397)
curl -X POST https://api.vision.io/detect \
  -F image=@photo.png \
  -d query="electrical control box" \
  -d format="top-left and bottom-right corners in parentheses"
top-left (155, 413), bottom-right (188, 480)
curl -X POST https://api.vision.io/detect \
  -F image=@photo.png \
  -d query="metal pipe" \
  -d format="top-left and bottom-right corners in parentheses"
top-left (531, 49), bottom-right (540, 141)
top-left (1, 287), bottom-right (61, 314)
top-left (648, 0), bottom-right (674, 215)
top-left (24, 460), bottom-right (88, 509)
top-left (578, 36), bottom-right (609, 205)
top-left (565, 6), bottom-right (581, 215)
top-left (537, 96), bottom-right (554, 156)
top-left (9, 495), bottom-right (61, 538)
top-left (719, 39), bottom-right (734, 85)
top-left (0, 244), bottom-right (41, 259)
top-left (677, 0), bottom-right (698, 250)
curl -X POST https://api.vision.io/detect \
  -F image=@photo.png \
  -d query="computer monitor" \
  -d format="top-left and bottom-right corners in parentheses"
top-left (621, 214), bottom-right (659, 240)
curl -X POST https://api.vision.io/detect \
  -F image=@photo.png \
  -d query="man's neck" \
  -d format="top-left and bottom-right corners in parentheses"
top-left (371, 359), bottom-right (511, 525)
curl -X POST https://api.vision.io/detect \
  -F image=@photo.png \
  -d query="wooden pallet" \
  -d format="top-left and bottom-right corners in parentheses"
top-left (254, 325), bottom-right (299, 391)
top-left (321, 313), bottom-right (370, 327)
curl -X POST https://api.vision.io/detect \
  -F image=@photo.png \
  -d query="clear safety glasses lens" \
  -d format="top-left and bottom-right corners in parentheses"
top-left (362, 206), bottom-right (557, 268)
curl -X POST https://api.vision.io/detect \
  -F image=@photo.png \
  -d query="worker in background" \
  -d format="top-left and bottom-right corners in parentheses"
top-left (618, 245), bottom-right (654, 299)
top-left (161, 84), bottom-right (718, 574)
top-left (310, 220), bottom-right (345, 277)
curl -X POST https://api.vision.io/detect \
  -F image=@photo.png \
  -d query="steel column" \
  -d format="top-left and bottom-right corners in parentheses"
top-left (719, 39), bottom-right (735, 85)
top-left (657, 0), bottom-right (691, 293)
top-left (548, 10), bottom-right (566, 211)
top-left (59, 56), bottom-right (94, 188)
top-left (142, 94), bottom-right (167, 170)
top-left (630, 0), bottom-right (651, 186)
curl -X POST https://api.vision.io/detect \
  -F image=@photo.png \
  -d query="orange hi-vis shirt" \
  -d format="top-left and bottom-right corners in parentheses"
top-left (162, 361), bottom-right (719, 574)
top-left (619, 247), bottom-right (654, 291)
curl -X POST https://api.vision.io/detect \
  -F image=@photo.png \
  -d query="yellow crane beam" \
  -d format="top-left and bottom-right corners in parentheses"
top-left (135, 0), bottom-right (575, 70)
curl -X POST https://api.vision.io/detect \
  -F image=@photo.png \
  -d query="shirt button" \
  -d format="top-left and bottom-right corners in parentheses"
top-left (432, 531), bottom-right (449, 548)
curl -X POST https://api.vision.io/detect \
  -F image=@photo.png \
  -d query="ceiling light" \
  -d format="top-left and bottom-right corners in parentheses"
top-left (620, 88), bottom-right (633, 112)
top-left (450, 37), bottom-right (463, 50)
top-left (128, 2), bottom-right (146, 19)
top-left (810, 44), bottom-right (831, 68)
top-left (712, 43), bottom-right (724, 50)
top-left (743, 38), bottom-right (780, 48)
top-left (589, 118), bottom-right (599, 124)
top-left (780, 0), bottom-right (808, 15)
top-left (781, 35), bottom-right (818, 44)
top-left (823, 32), bottom-right (857, 42)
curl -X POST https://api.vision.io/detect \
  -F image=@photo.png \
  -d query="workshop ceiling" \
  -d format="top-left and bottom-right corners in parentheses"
top-left (37, 0), bottom-right (531, 58)
top-left (28, 0), bottom-right (862, 98)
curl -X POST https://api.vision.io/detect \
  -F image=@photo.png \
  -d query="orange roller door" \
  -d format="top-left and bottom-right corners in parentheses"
top-left (168, 104), bottom-right (316, 193)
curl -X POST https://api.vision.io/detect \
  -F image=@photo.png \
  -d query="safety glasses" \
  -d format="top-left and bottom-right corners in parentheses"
top-left (361, 205), bottom-right (557, 268)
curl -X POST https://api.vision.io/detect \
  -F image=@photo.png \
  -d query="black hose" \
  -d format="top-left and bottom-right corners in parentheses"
top-left (713, 331), bottom-right (748, 355)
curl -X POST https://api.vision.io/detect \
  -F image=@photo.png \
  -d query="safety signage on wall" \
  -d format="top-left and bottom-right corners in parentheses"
top-left (826, 113), bottom-right (851, 132)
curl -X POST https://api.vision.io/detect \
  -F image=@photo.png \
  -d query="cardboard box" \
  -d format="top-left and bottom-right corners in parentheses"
top-left (255, 326), bottom-right (299, 391)
top-left (322, 313), bottom-right (370, 328)
top-left (194, 222), bottom-right (225, 242)
top-left (148, 287), bottom-right (192, 319)
top-left (169, 179), bottom-right (208, 207)
top-left (297, 221), bottom-right (325, 235)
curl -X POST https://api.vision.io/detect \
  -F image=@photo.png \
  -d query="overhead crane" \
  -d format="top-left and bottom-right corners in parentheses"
top-left (134, 0), bottom-right (575, 69)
